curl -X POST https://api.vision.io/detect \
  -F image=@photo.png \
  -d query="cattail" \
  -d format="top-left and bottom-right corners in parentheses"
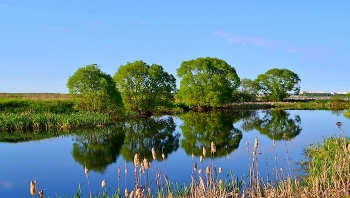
top-left (151, 147), bottom-right (157, 160)
top-left (206, 166), bottom-right (210, 174)
top-left (211, 142), bottom-right (216, 154)
top-left (162, 147), bottom-right (165, 159)
top-left (219, 179), bottom-right (223, 191)
top-left (200, 155), bottom-right (203, 163)
top-left (84, 167), bottom-right (89, 178)
top-left (246, 140), bottom-right (249, 147)
top-left (101, 180), bottom-right (106, 188)
top-left (134, 154), bottom-right (140, 167)
top-left (254, 138), bottom-right (259, 150)
top-left (30, 180), bottom-right (36, 195)
top-left (219, 167), bottom-right (223, 173)
top-left (198, 169), bottom-right (202, 174)
top-left (192, 153), bottom-right (194, 160)
top-left (143, 158), bottom-right (150, 169)
top-left (125, 188), bottom-right (129, 197)
top-left (202, 146), bottom-right (206, 157)
top-left (38, 190), bottom-right (44, 198)
top-left (193, 162), bottom-right (197, 171)
top-left (136, 188), bottom-right (142, 196)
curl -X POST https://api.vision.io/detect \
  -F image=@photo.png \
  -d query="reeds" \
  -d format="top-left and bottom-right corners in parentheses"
top-left (0, 112), bottom-right (111, 132)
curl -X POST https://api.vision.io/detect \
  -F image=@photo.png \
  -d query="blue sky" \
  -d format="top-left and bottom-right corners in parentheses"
top-left (1, 1), bottom-right (349, 93)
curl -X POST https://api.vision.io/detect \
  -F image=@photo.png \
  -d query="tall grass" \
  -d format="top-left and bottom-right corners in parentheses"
top-left (0, 112), bottom-right (111, 132)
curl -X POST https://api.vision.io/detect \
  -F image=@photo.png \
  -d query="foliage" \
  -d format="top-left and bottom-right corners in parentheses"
top-left (67, 64), bottom-right (124, 115)
top-left (303, 137), bottom-right (350, 196)
top-left (120, 116), bottom-right (180, 161)
top-left (179, 111), bottom-right (246, 157)
top-left (241, 110), bottom-right (302, 140)
top-left (0, 98), bottom-right (74, 113)
top-left (176, 57), bottom-right (240, 107)
top-left (113, 60), bottom-right (176, 112)
top-left (255, 68), bottom-right (301, 101)
top-left (236, 78), bottom-right (259, 102)
top-left (72, 126), bottom-right (125, 173)
top-left (0, 112), bottom-right (111, 132)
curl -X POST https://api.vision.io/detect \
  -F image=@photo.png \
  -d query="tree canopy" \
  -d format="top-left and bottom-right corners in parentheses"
top-left (113, 60), bottom-right (176, 112)
top-left (176, 57), bottom-right (240, 107)
top-left (254, 68), bottom-right (301, 101)
top-left (67, 64), bottom-right (124, 114)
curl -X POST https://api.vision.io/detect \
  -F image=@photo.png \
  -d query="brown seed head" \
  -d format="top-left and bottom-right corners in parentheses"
top-left (200, 155), bottom-right (203, 163)
top-left (254, 138), bottom-right (259, 150)
top-left (193, 162), bottom-right (197, 171)
top-left (202, 146), bottom-right (206, 157)
top-left (198, 169), bottom-right (202, 174)
top-left (151, 147), bottom-right (156, 160)
top-left (125, 188), bottom-right (129, 197)
top-left (211, 142), bottom-right (216, 154)
top-left (136, 188), bottom-right (142, 196)
top-left (134, 154), bottom-right (140, 167)
top-left (219, 167), bottom-right (223, 173)
top-left (206, 166), bottom-right (210, 174)
top-left (30, 180), bottom-right (36, 195)
top-left (101, 180), bottom-right (106, 188)
top-left (143, 158), bottom-right (150, 169)
top-left (84, 167), bottom-right (89, 178)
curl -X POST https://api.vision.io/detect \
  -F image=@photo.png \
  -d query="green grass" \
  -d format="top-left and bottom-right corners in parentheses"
top-left (0, 112), bottom-right (111, 132)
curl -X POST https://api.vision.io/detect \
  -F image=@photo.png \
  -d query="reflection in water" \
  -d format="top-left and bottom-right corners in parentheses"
top-left (120, 116), bottom-right (180, 161)
top-left (180, 111), bottom-right (250, 157)
top-left (241, 110), bottom-right (302, 140)
top-left (72, 124), bottom-right (126, 173)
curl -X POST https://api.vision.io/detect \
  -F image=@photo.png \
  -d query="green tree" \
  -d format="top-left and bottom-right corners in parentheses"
top-left (176, 57), bottom-right (240, 107)
top-left (241, 110), bottom-right (302, 140)
top-left (236, 78), bottom-right (259, 102)
top-left (120, 116), bottom-right (180, 161)
top-left (254, 68), bottom-right (301, 101)
top-left (67, 64), bottom-right (124, 114)
top-left (113, 61), bottom-right (176, 113)
top-left (72, 126), bottom-right (125, 173)
top-left (180, 111), bottom-right (245, 157)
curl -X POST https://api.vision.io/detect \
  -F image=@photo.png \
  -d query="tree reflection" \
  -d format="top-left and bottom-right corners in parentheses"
top-left (72, 124), bottom-right (125, 173)
top-left (120, 116), bottom-right (180, 161)
top-left (180, 111), bottom-right (246, 157)
top-left (241, 110), bottom-right (302, 140)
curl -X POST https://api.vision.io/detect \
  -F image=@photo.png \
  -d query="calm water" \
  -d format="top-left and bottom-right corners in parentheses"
top-left (0, 110), bottom-right (349, 197)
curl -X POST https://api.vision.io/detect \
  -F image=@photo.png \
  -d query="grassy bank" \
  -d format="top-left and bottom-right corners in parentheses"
top-left (0, 112), bottom-right (111, 132)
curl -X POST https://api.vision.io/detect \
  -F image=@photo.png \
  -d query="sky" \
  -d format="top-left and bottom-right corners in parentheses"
top-left (1, 1), bottom-right (349, 93)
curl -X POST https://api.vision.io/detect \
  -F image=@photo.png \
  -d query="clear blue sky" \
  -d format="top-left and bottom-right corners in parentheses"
top-left (1, 1), bottom-right (349, 93)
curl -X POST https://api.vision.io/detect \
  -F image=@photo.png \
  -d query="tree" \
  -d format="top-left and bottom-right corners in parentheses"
top-left (236, 78), bottom-right (259, 102)
top-left (254, 68), bottom-right (301, 101)
top-left (67, 64), bottom-right (124, 114)
top-left (113, 60), bottom-right (176, 113)
top-left (176, 57), bottom-right (240, 107)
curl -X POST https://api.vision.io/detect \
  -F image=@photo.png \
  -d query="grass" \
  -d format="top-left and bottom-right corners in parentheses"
top-left (0, 112), bottom-right (111, 132)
